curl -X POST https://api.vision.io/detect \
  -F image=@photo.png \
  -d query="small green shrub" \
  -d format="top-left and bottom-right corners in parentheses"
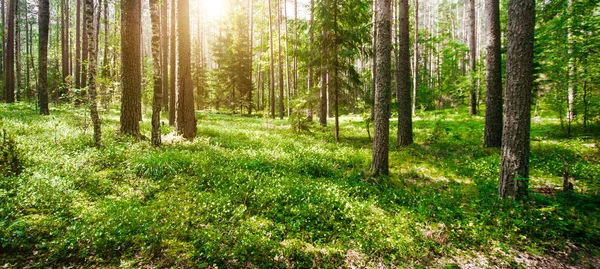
top-left (0, 130), bottom-right (22, 177)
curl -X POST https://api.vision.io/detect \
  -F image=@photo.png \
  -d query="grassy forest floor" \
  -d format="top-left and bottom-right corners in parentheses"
top-left (1, 103), bottom-right (600, 268)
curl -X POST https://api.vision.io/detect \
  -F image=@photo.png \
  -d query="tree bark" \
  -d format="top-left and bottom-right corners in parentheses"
top-left (468, 0), bottom-right (477, 115)
top-left (5, 0), bottom-right (15, 102)
top-left (397, 0), bottom-right (413, 146)
top-left (150, 0), bottom-right (162, 146)
top-left (161, 0), bottom-right (169, 111)
top-left (277, 0), bottom-right (284, 119)
top-left (15, 0), bottom-right (20, 101)
top-left (319, 27), bottom-right (329, 127)
top-left (371, 0), bottom-right (391, 176)
top-left (268, 0), bottom-right (275, 118)
top-left (499, 0), bottom-right (535, 200)
top-left (333, 0), bottom-right (339, 142)
top-left (175, 0), bottom-right (196, 138)
top-left (371, 0), bottom-right (377, 120)
top-left (38, 0), bottom-right (50, 114)
top-left (169, 0), bottom-right (176, 125)
top-left (81, 0), bottom-right (88, 88)
top-left (75, 0), bottom-right (81, 88)
top-left (86, 0), bottom-right (102, 146)
top-left (120, 0), bottom-right (142, 136)
top-left (483, 0), bottom-right (502, 148)
top-left (412, 0), bottom-right (418, 115)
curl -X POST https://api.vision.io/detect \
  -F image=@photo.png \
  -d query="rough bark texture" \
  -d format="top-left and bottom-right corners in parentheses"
top-left (371, 0), bottom-right (377, 120)
top-left (468, 0), bottom-right (477, 115)
top-left (61, 0), bottom-right (69, 83)
top-left (15, 0), bottom-right (20, 101)
top-left (86, 0), bottom-right (102, 147)
top-left (319, 28), bottom-right (329, 127)
top-left (38, 0), bottom-right (50, 114)
top-left (499, 0), bottom-right (535, 200)
top-left (483, 0), bottom-right (502, 148)
top-left (397, 0), bottom-right (413, 146)
top-left (161, 0), bottom-right (169, 111)
top-left (412, 0), bottom-right (418, 115)
top-left (81, 0), bottom-right (88, 88)
top-left (371, 0), bottom-right (391, 176)
top-left (120, 0), bottom-right (141, 136)
top-left (175, 0), bottom-right (197, 138)
top-left (169, 0), bottom-right (176, 125)
top-left (333, 0), bottom-right (339, 142)
top-left (268, 0), bottom-right (275, 118)
top-left (307, 0), bottom-right (314, 111)
top-left (5, 0), bottom-right (15, 102)
top-left (150, 0), bottom-right (162, 146)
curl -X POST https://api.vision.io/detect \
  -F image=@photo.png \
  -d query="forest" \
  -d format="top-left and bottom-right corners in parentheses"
top-left (0, 0), bottom-right (599, 267)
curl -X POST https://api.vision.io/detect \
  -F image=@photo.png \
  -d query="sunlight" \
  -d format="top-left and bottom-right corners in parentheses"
top-left (191, 0), bottom-right (227, 20)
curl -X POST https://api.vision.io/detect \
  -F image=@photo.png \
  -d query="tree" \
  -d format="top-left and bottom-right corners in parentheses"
top-left (75, 0), bottom-right (81, 88)
top-left (483, 0), bottom-right (502, 148)
top-left (319, 9), bottom-right (329, 127)
top-left (169, 0), bottom-right (176, 125)
top-left (120, 0), bottom-right (142, 137)
top-left (397, 0), bottom-right (413, 146)
top-left (175, 0), bottom-right (197, 138)
top-left (499, 0), bottom-right (535, 200)
top-left (81, 0), bottom-right (88, 88)
top-left (86, 0), bottom-right (101, 147)
top-left (371, 0), bottom-right (391, 176)
top-left (150, 0), bottom-right (162, 146)
top-left (161, 0), bottom-right (169, 111)
top-left (268, 0), bottom-right (275, 118)
top-left (5, 0), bottom-right (15, 103)
top-left (468, 0), bottom-right (477, 115)
top-left (277, 0), bottom-right (284, 119)
top-left (38, 0), bottom-right (50, 114)
top-left (412, 0), bottom-right (418, 115)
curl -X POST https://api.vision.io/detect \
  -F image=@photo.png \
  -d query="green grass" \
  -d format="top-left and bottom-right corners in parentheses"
top-left (1, 103), bottom-right (599, 267)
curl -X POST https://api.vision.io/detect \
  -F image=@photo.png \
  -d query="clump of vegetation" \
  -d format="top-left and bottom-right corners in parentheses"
top-left (0, 130), bottom-right (22, 177)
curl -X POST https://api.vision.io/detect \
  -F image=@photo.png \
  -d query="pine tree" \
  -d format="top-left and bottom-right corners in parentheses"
top-left (38, 0), bottom-right (50, 114)
top-left (175, 0), bottom-right (197, 138)
top-left (86, 0), bottom-right (102, 147)
top-left (397, 0), bottom-right (413, 146)
top-left (483, 0), bottom-right (502, 148)
top-left (120, 0), bottom-right (142, 136)
top-left (150, 0), bottom-right (162, 146)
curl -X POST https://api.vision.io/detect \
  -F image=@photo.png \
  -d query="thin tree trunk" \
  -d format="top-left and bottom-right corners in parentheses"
top-left (397, 0), bottom-right (413, 146)
top-left (319, 27), bottom-right (329, 127)
top-left (75, 0), bottom-right (81, 88)
top-left (277, 0), bottom-right (284, 119)
top-left (82, 0), bottom-right (88, 88)
top-left (169, 0), bottom-right (176, 125)
top-left (161, 0), bottom-right (169, 110)
top-left (566, 0), bottom-right (575, 135)
top-left (38, 0), bottom-right (50, 114)
top-left (284, 0), bottom-right (290, 117)
top-left (372, 0), bottom-right (391, 176)
top-left (120, 0), bottom-right (142, 136)
top-left (25, 2), bottom-right (30, 95)
top-left (412, 0), bottom-right (418, 115)
top-left (268, 0), bottom-right (275, 118)
top-left (307, 0), bottom-right (314, 119)
top-left (371, 0), bottom-right (377, 120)
top-left (149, 0), bottom-right (162, 146)
top-left (334, 0), bottom-right (339, 142)
top-left (5, 0), bottom-right (15, 102)
top-left (15, 0), bottom-right (20, 101)
top-left (499, 0), bottom-right (535, 200)
top-left (483, 0), bottom-right (502, 148)
top-left (293, 0), bottom-right (298, 97)
top-left (86, 0), bottom-right (102, 146)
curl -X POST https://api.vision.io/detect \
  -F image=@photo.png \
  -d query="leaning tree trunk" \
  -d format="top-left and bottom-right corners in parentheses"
top-left (38, 0), bottom-right (50, 114)
top-left (175, 0), bottom-right (197, 138)
top-left (5, 0), bottom-right (15, 102)
top-left (371, 0), bottom-right (391, 176)
top-left (120, 0), bottom-right (141, 137)
top-left (397, 0), bottom-right (413, 146)
top-left (86, 0), bottom-right (102, 147)
top-left (483, 0), bottom-right (502, 148)
top-left (468, 0), bottom-right (477, 115)
top-left (149, 0), bottom-right (162, 146)
top-left (499, 0), bottom-right (535, 200)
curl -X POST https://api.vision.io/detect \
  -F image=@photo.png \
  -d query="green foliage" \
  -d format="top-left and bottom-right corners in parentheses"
top-left (1, 104), bottom-right (599, 267)
top-left (0, 130), bottom-right (22, 177)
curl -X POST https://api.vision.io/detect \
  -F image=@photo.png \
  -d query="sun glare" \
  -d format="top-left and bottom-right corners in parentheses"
top-left (192, 0), bottom-right (227, 20)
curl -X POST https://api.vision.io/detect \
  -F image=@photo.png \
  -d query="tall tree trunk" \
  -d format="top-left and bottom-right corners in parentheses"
top-left (468, 0), bottom-right (477, 115)
top-left (397, 0), bottom-right (413, 146)
top-left (277, 0), bottom-right (284, 119)
top-left (61, 0), bottom-right (68, 83)
top-left (268, 0), bottom-right (275, 118)
top-left (412, 0), bottom-right (418, 115)
top-left (149, 0), bottom-right (162, 146)
top-left (5, 0), bottom-right (15, 102)
top-left (161, 0), bottom-right (169, 111)
top-left (483, 0), bottom-right (502, 148)
top-left (566, 0), bottom-right (575, 135)
top-left (333, 0), bottom-right (339, 142)
top-left (1, 0), bottom-right (4, 78)
top-left (175, 0), bottom-right (196, 138)
top-left (371, 0), bottom-right (391, 176)
top-left (319, 27), bottom-right (329, 127)
top-left (293, 0), bottom-right (298, 97)
top-left (307, 0), bottom-right (314, 119)
top-left (371, 0), bottom-right (376, 120)
top-left (86, 0), bottom-right (102, 146)
top-left (284, 0), bottom-right (290, 117)
top-left (75, 0), bottom-right (81, 88)
top-left (101, 0), bottom-right (110, 106)
top-left (81, 0), bottom-right (88, 88)
top-left (25, 2), bottom-right (30, 95)
top-left (15, 0), bottom-right (20, 101)
top-left (38, 0), bottom-right (50, 114)
top-left (169, 0), bottom-right (176, 125)
top-left (499, 0), bottom-right (535, 200)
top-left (120, 0), bottom-right (141, 136)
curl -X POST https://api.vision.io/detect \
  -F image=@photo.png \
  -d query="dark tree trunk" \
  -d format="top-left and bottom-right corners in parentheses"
top-left (161, 0), bottom-right (169, 111)
top-left (75, 0), bottom-right (81, 88)
top-left (81, 0), bottom-right (88, 88)
top-left (371, 0), bottom-right (391, 176)
top-left (412, 0), bottom-right (418, 115)
top-left (61, 0), bottom-right (69, 84)
top-left (169, 0), bottom-right (176, 125)
top-left (499, 0), bottom-right (535, 200)
top-left (319, 28), bottom-right (328, 127)
top-left (370, 0), bottom-right (376, 120)
top-left (175, 0), bottom-right (196, 138)
top-left (38, 0), bottom-right (50, 114)
top-left (149, 0), bottom-right (162, 146)
top-left (5, 0), bottom-right (15, 102)
top-left (268, 0), bottom-right (275, 118)
top-left (468, 0), bottom-right (477, 115)
top-left (86, 0), bottom-right (101, 146)
top-left (484, 0), bottom-right (502, 148)
top-left (120, 0), bottom-right (142, 136)
top-left (15, 0), bottom-right (20, 101)
top-left (307, 0), bottom-right (314, 118)
top-left (397, 0), bottom-right (413, 146)
top-left (333, 0), bottom-right (339, 142)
